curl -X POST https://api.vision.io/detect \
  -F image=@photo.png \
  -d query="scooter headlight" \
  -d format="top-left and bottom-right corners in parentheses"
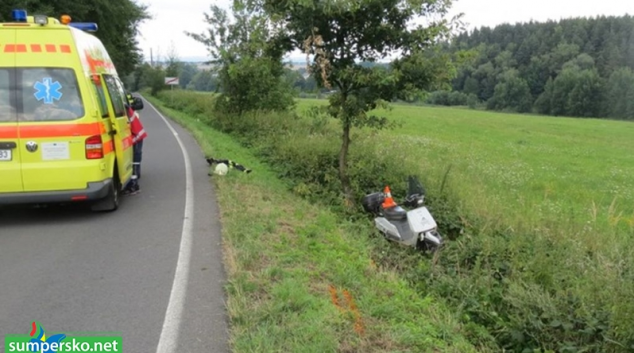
top-left (423, 231), bottom-right (442, 246)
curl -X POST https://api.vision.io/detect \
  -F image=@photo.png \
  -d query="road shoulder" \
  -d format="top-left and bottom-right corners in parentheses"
top-left (144, 98), bottom-right (230, 353)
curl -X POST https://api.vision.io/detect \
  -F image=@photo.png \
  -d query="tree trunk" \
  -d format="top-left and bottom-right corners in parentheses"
top-left (339, 118), bottom-right (353, 207)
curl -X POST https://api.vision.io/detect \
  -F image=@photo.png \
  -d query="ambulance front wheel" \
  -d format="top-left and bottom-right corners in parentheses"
top-left (91, 175), bottom-right (120, 212)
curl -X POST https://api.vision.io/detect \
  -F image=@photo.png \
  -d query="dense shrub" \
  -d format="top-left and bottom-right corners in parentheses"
top-left (426, 90), bottom-right (475, 107)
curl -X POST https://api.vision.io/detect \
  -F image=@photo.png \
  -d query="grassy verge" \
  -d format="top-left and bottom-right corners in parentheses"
top-left (143, 95), bottom-right (477, 352)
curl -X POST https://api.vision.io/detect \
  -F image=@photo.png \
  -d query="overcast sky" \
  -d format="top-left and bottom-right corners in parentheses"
top-left (136, 0), bottom-right (634, 62)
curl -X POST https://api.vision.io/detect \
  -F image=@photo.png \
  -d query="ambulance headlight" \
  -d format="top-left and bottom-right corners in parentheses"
top-left (11, 9), bottom-right (27, 22)
top-left (34, 15), bottom-right (48, 25)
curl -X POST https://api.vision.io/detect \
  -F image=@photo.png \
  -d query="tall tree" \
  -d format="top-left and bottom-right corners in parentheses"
top-left (535, 77), bottom-right (554, 115)
top-left (463, 76), bottom-right (479, 96)
top-left (487, 69), bottom-right (533, 113)
top-left (256, 0), bottom-right (459, 206)
top-left (604, 67), bottom-right (634, 120)
top-left (0, 0), bottom-right (150, 77)
top-left (179, 63), bottom-right (199, 90)
top-left (186, 1), bottom-right (294, 114)
top-left (190, 70), bottom-right (217, 92)
top-left (524, 55), bottom-right (551, 97)
top-left (565, 68), bottom-right (603, 117)
top-left (472, 62), bottom-right (497, 101)
top-left (164, 42), bottom-right (181, 78)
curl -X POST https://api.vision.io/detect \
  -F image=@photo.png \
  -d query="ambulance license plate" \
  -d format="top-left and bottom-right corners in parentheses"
top-left (0, 149), bottom-right (12, 161)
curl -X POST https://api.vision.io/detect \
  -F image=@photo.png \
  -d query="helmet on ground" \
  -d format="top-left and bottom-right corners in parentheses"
top-left (214, 163), bottom-right (229, 175)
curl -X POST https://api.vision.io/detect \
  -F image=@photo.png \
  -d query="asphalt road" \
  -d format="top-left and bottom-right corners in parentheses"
top-left (0, 98), bottom-right (229, 353)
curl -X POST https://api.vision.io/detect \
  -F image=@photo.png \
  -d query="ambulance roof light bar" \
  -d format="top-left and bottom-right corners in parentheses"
top-left (68, 22), bottom-right (98, 32)
top-left (11, 9), bottom-right (28, 22)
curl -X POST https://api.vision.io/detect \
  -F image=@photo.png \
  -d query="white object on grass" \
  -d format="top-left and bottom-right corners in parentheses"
top-left (214, 163), bottom-right (229, 175)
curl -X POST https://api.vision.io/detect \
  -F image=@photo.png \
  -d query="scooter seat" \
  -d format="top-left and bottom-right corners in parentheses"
top-left (383, 206), bottom-right (407, 221)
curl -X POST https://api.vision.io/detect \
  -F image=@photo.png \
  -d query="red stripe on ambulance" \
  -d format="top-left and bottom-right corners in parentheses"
top-left (0, 122), bottom-right (103, 139)
top-left (2, 43), bottom-right (72, 53)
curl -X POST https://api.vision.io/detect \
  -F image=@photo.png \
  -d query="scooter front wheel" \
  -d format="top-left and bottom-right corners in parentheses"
top-left (419, 231), bottom-right (443, 253)
top-left (417, 240), bottom-right (438, 253)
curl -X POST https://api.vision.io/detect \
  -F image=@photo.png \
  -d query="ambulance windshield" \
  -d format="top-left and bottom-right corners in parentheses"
top-left (19, 68), bottom-right (84, 122)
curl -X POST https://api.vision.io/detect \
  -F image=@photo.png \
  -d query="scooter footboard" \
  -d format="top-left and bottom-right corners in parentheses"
top-left (375, 218), bottom-right (399, 241)
top-left (375, 218), bottom-right (418, 246)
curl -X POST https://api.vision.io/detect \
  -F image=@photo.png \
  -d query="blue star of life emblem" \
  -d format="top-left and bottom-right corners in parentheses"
top-left (34, 77), bottom-right (63, 104)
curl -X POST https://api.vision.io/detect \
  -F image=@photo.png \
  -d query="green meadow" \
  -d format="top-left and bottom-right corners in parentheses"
top-left (298, 98), bottom-right (634, 237)
top-left (294, 98), bottom-right (634, 351)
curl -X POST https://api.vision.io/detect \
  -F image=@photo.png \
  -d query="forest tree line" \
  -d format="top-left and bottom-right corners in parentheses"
top-left (440, 15), bottom-right (634, 120)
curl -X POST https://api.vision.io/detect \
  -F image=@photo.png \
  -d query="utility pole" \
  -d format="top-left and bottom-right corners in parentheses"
top-left (150, 48), bottom-right (154, 67)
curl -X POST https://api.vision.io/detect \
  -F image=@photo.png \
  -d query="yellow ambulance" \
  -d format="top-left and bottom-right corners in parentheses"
top-left (0, 9), bottom-right (142, 211)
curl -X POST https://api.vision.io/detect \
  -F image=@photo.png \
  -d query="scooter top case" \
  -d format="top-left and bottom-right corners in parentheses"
top-left (362, 192), bottom-right (385, 213)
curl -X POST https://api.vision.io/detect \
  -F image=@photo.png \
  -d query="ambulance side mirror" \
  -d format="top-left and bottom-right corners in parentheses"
top-left (131, 97), bottom-right (144, 111)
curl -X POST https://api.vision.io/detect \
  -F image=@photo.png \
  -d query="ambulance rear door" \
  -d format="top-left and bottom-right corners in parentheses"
top-left (16, 28), bottom-right (101, 192)
top-left (0, 28), bottom-right (23, 193)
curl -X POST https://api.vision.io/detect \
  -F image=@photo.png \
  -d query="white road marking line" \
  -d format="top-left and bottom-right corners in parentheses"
top-left (143, 97), bottom-right (194, 353)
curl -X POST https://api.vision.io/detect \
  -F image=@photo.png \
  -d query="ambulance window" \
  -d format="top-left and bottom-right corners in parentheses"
top-left (103, 75), bottom-right (126, 117)
top-left (93, 82), bottom-right (109, 118)
top-left (19, 68), bottom-right (85, 121)
top-left (0, 70), bottom-right (13, 122)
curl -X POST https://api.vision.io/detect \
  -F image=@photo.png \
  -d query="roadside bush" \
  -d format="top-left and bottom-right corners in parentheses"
top-left (448, 91), bottom-right (469, 106)
top-left (467, 93), bottom-right (479, 109)
top-left (426, 90), bottom-right (471, 107)
top-left (426, 90), bottom-right (450, 105)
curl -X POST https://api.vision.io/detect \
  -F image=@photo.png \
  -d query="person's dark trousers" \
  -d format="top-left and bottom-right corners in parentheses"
top-left (133, 140), bottom-right (143, 180)
top-left (126, 140), bottom-right (143, 193)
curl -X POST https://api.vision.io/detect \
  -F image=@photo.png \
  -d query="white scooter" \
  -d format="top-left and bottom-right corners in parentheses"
top-left (362, 176), bottom-right (443, 252)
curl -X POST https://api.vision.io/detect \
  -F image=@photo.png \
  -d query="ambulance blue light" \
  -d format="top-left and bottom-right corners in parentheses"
top-left (11, 9), bottom-right (27, 22)
top-left (68, 22), bottom-right (98, 32)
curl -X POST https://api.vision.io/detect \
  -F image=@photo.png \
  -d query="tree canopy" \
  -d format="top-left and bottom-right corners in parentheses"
top-left (0, 0), bottom-right (150, 77)
top-left (255, 0), bottom-right (459, 205)
top-left (186, 2), bottom-right (295, 114)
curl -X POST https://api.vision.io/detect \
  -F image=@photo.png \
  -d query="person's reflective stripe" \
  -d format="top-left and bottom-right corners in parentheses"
top-left (132, 128), bottom-right (147, 143)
